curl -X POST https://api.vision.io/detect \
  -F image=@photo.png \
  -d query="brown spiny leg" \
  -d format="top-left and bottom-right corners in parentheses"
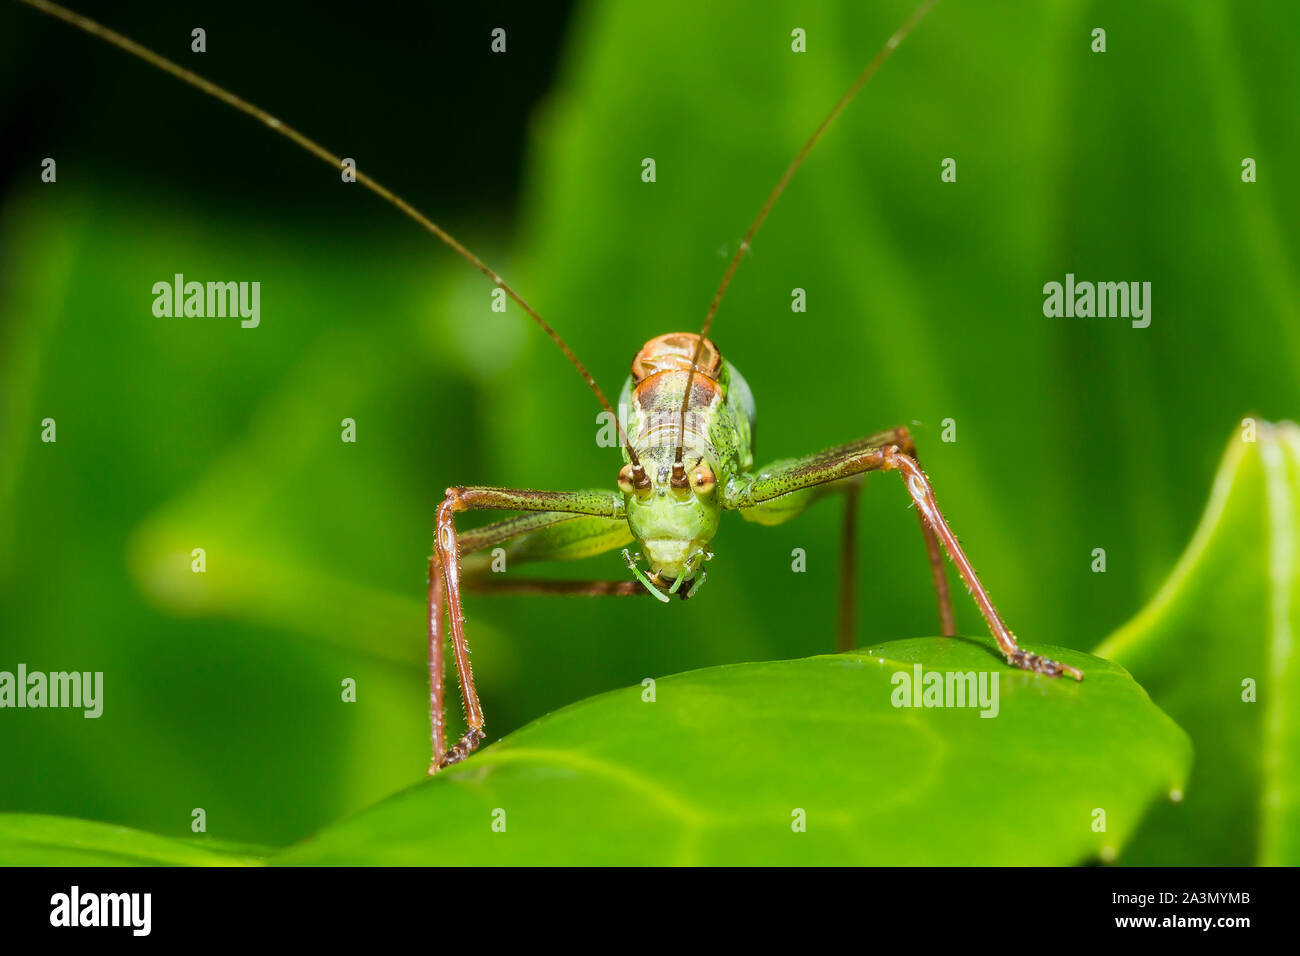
top-left (428, 486), bottom-right (630, 775)
top-left (836, 446), bottom-right (954, 652)
top-left (726, 426), bottom-right (1081, 680)
top-left (738, 426), bottom-right (955, 651)
top-left (893, 434), bottom-right (956, 638)
top-left (428, 553), bottom-right (447, 768)
top-left (879, 449), bottom-right (1081, 678)
top-left (432, 497), bottom-right (485, 771)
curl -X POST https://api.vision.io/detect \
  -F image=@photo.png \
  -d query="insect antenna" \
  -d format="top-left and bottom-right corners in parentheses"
top-left (19, 0), bottom-right (642, 469)
top-left (671, 0), bottom-right (939, 477)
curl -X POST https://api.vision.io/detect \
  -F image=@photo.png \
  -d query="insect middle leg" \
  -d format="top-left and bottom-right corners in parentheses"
top-left (726, 427), bottom-right (1081, 680)
top-left (429, 487), bottom-right (634, 774)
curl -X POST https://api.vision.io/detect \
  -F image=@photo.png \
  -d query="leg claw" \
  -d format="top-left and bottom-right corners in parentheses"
top-left (1007, 649), bottom-right (1084, 681)
top-left (427, 728), bottom-right (486, 776)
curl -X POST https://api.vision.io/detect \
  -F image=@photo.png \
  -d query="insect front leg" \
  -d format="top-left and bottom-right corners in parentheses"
top-left (836, 443), bottom-right (955, 648)
top-left (731, 427), bottom-right (955, 652)
top-left (725, 426), bottom-right (1081, 680)
top-left (429, 486), bottom-right (629, 774)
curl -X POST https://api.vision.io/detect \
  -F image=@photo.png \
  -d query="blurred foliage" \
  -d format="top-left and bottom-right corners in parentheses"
top-left (0, 814), bottom-right (265, 866)
top-left (1099, 423), bottom-right (1300, 865)
top-left (0, 0), bottom-right (1297, 858)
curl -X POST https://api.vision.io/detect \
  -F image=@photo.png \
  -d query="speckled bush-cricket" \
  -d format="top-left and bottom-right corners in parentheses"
top-left (23, 0), bottom-right (1083, 776)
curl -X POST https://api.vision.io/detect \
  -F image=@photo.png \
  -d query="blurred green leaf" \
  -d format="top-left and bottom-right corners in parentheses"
top-left (0, 197), bottom-right (440, 846)
top-left (275, 637), bottom-right (1188, 866)
top-left (1098, 420), bottom-right (1300, 865)
top-left (0, 814), bottom-right (264, 866)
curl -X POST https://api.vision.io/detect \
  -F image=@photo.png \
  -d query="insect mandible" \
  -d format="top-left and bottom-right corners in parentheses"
top-left (21, 0), bottom-right (1084, 778)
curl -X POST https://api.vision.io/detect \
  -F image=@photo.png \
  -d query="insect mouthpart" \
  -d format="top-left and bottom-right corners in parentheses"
top-left (621, 548), bottom-right (711, 602)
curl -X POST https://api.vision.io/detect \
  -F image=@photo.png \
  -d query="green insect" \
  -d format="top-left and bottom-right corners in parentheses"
top-left (24, 0), bottom-right (1083, 778)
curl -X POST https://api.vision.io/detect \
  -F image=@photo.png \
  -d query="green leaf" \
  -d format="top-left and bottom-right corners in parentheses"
top-left (0, 814), bottom-right (265, 866)
top-left (1097, 421), bottom-right (1300, 865)
top-left (275, 636), bottom-right (1188, 866)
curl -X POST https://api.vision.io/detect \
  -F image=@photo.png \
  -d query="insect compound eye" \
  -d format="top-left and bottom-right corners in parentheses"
top-left (690, 465), bottom-right (716, 495)
top-left (618, 464), bottom-right (651, 496)
top-left (617, 464), bottom-right (635, 495)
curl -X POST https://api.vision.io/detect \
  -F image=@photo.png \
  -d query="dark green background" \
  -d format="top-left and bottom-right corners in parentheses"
top-left (1, 0), bottom-right (1295, 851)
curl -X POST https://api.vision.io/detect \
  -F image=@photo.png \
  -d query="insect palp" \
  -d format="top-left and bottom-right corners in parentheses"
top-left (667, 549), bottom-right (708, 595)
top-left (621, 549), bottom-right (670, 603)
top-left (685, 570), bottom-right (708, 599)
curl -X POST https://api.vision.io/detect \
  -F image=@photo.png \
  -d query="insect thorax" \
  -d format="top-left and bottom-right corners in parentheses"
top-left (618, 333), bottom-right (755, 486)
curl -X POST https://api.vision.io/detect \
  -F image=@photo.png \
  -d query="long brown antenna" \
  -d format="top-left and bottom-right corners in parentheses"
top-left (18, 0), bottom-right (641, 467)
top-left (673, 0), bottom-right (938, 471)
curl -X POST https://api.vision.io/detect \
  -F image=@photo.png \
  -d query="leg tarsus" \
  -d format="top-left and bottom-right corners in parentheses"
top-left (434, 728), bottom-right (487, 772)
top-left (1007, 647), bottom-right (1084, 681)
